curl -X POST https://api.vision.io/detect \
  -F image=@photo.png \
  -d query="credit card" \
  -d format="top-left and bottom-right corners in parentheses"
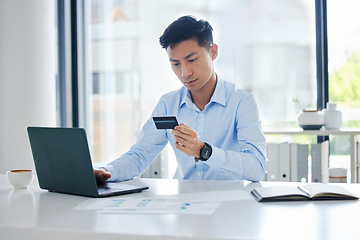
top-left (153, 116), bottom-right (179, 129)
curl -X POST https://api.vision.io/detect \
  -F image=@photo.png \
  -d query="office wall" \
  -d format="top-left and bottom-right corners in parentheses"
top-left (0, 0), bottom-right (56, 173)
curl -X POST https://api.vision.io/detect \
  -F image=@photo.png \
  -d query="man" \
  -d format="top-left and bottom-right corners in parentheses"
top-left (95, 15), bottom-right (266, 183)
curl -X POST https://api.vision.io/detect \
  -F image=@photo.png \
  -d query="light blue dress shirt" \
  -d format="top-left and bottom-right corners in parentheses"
top-left (106, 77), bottom-right (267, 181)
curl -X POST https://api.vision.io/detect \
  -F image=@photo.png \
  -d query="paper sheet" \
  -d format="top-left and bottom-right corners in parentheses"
top-left (161, 189), bottom-right (253, 202)
top-left (75, 197), bottom-right (220, 215)
top-left (74, 189), bottom-right (251, 215)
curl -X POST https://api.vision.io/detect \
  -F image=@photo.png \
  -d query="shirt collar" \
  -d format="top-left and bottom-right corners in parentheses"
top-left (179, 75), bottom-right (227, 108)
top-left (210, 77), bottom-right (226, 107)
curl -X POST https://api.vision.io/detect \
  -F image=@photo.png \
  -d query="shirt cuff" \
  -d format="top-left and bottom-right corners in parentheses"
top-left (104, 164), bottom-right (117, 182)
top-left (204, 145), bottom-right (226, 169)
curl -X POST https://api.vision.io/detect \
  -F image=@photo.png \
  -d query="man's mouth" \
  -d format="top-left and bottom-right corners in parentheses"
top-left (184, 79), bottom-right (197, 86)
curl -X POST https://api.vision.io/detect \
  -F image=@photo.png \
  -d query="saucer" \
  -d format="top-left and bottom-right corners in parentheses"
top-left (300, 124), bottom-right (324, 130)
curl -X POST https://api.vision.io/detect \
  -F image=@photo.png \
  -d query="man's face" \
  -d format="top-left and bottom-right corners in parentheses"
top-left (166, 39), bottom-right (217, 93)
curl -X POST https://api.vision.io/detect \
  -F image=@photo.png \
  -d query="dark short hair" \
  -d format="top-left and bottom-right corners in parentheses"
top-left (159, 15), bottom-right (213, 49)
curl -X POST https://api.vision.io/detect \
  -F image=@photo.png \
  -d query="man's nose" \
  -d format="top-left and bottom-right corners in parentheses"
top-left (181, 65), bottom-right (192, 78)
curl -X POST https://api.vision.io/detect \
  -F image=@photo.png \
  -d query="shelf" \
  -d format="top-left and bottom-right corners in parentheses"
top-left (263, 128), bottom-right (360, 183)
top-left (264, 128), bottom-right (360, 136)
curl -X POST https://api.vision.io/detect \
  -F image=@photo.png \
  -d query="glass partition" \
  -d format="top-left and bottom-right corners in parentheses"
top-left (81, 0), bottom-right (317, 172)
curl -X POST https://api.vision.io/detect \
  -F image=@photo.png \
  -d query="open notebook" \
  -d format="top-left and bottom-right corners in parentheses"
top-left (251, 184), bottom-right (359, 202)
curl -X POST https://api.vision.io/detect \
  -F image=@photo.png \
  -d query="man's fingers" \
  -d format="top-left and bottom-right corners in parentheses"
top-left (175, 141), bottom-right (189, 154)
top-left (94, 169), bottom-right (111, 184)
top-left (172, 123), bottom-right (203, 157)
top-left (174, 123), bottom-right (194, 136)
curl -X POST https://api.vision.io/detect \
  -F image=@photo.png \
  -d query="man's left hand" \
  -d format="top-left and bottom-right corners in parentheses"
top-left (171, 123), bottom-right (205, 158)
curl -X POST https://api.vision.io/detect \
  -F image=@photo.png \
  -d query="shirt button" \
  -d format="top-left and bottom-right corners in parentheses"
top-left (198, 173), bottom-right (201, 176)
top-left (200, 113), bottom-right (204, 117)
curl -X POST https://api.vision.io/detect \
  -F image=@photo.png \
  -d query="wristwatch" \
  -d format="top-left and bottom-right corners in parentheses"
top-left (199, 142), bottom-right (212, 161)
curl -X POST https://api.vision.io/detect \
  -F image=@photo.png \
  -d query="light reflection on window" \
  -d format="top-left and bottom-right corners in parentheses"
top-left (83, 1), bottom-right (317, 174)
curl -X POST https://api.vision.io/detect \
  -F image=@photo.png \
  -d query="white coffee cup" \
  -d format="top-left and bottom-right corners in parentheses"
top-left (6, 169), bottom-right (34, 189)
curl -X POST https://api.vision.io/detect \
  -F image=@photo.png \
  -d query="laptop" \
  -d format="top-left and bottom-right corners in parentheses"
top-left (27, 127), bottom-right (148, 197)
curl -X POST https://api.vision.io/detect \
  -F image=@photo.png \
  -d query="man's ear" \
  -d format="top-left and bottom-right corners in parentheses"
top-left (209, 44), bottom-right (218, 60)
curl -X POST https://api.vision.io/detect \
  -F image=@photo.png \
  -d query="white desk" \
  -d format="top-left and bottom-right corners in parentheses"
top-left (1, 175), bottom-right (360, 240)
top-left (264, 128), bottom-right (360, 183)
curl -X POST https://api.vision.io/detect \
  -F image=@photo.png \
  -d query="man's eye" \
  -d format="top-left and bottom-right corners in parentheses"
top-left (189, 58), bottom-right (198, 62)
top-left (172, 63), bottom-right (180, 66)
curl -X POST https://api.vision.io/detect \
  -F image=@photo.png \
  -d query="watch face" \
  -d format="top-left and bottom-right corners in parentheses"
top-left (200, 143), bottom-right (212, 160)
top-left (203, 149), bottom-right (210, 158)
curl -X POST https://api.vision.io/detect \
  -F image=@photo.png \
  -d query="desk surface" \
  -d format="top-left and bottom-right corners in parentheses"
top-left (1, 175), bottom-right (360, 240)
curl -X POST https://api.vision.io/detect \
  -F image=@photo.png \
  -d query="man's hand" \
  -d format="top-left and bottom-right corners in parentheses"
top-left (171, 123), bottom-right (205, 158)
top-left (94, 168), bottom-right (111, 184)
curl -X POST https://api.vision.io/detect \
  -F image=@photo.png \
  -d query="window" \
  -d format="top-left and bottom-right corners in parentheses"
top-left (327, 0), bottom-right (360, 171)
top-left (79, 0), bottom-right (317, 171)
top-left (328, 0), bottom-right (360, 126)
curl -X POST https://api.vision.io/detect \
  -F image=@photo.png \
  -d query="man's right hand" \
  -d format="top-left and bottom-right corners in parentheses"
top-left (94, 168), bottom-right (111, 184)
